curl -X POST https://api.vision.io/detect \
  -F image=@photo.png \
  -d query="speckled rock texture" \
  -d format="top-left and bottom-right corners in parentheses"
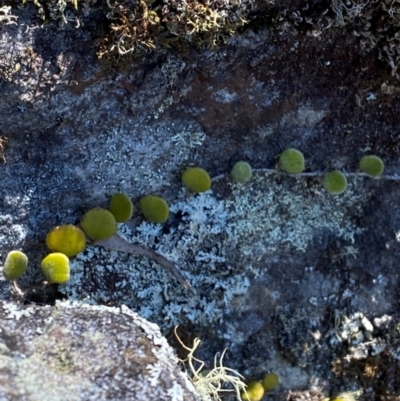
top-left (3, 1), bottom-right (400, 400)
top-left (0, 300), bottom-right (200, 401)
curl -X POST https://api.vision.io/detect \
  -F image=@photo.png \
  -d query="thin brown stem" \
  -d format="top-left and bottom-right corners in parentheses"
top-left (96, 234), bottom-right (191, 289)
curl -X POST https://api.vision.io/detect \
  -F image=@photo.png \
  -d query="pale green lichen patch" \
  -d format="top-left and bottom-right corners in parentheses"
top-left (224, 173), bottom-right (366, 270)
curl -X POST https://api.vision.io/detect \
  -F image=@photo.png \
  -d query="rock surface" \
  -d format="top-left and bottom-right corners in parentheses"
top-left (2, 1), bottom-right (400, 400)
top-left (0, 300), bottom-right (200, 401)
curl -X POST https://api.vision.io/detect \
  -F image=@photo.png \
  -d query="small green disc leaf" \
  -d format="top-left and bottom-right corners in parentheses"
top-left (3, 251), bottom-right (28, 280)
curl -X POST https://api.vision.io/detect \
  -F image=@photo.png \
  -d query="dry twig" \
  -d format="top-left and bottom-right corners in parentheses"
top-left (96, 234), bottom-right (191, 289)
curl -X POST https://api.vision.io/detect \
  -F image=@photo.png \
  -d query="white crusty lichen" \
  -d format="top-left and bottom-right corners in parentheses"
top-left (0, 6), bottom-right (17, 25)
top-left (1, 301), bottom-right (36, 320)
top-left (224, 173), bottom-right (366, 272)
top-left (75, 120), bottom-right (206, 201)
top-left (60, 172), bottom-right (367, 331)
top-left (61, 191), bottom-right (249, 330)
top-left (161, 57), bottom-right (186, 88)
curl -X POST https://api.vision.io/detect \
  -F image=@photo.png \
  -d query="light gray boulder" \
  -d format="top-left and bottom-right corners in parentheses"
top-left (0, 301), bottom-right (201, 401)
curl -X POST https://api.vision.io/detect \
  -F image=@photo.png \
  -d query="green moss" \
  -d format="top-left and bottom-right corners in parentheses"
top-left (182, 167), bottom-right (212, 192)
top-left (3, 251), bottom-right (28, 280)
top-left (109, 192), bottom-right (134, 222)
top-left (262, 373), bottom-right (279, 391)
top-left (359, 155), bottom-right (384, 177)
top-left (140, 195), bottom-right (169, 223)
top-left (230, 161), bottom-right (252, 184)
top-left (46, 224), bottom-right (86, 257)
top-left (41, 253), bottom-right (70, 284)
top-left (241, 381), bottom-right (264, 401)
top-left (278, 148), bottom-right (305, 174)
top-left (323, 170), bottom-right (348, 195)
top-left (81, 208), bottom-right (117, 241)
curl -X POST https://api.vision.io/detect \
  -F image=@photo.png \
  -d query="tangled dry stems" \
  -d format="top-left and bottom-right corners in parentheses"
top-left (0, 6), bottom-right (17, 25)
top-left (174, 327), bottom-right (247, 401)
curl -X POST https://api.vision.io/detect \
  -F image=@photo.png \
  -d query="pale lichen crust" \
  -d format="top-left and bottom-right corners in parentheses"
top-left (225, 173), bottom-right (365, 273)
top-left (61, 191), bottom-right (249, 330)
top-left (60, 172), bottom-right (367, 331)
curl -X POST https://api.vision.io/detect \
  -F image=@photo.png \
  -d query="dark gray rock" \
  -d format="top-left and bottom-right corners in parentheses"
top-left (3, 1), bottom-right (400, 400)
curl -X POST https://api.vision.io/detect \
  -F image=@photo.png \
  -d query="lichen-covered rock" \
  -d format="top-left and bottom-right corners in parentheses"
top-left (2, 3), bottom-right (400, 400)
top-left (0, 301), bottom-right (201, 401)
